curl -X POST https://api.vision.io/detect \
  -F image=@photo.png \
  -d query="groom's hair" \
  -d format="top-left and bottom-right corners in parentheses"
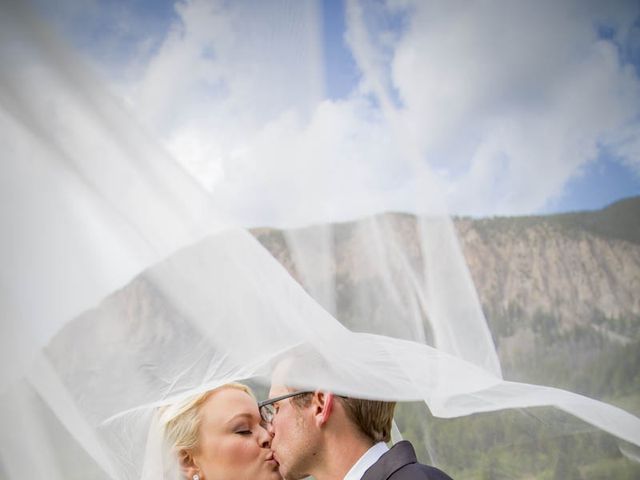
top-left (277, 345), bottom-right (396, 443)
top-left (292, 394), bottom-right (395, 443)
top-left (340, 397), bottom-right (396, 443)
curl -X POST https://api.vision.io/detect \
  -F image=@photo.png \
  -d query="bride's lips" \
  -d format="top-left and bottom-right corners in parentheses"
top-left (265, 452), bottom-right (279, 466)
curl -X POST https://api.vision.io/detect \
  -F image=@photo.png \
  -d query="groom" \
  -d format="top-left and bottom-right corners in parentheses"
top-left (259, 382), bottom-right (453, 480)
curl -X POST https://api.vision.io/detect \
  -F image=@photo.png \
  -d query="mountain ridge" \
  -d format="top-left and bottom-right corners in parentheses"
top-left (455, 195), bottom-right (640, 245)
top-left (251, 195), bottom-right (640, 388)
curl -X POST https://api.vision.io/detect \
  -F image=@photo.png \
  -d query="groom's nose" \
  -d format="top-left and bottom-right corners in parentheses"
top-left (266, 419), bottom-right (276, 436)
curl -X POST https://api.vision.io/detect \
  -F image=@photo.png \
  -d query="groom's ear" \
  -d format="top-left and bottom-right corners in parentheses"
top-left (312, 391), bottom-right (334, 427)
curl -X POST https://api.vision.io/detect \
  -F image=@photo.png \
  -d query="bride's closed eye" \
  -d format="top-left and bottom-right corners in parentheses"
top-left (232, 422), bottom-right (254, 434)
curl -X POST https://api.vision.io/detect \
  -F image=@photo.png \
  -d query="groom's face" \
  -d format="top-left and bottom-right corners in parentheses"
top-left (267, 384), bottom-right (319, 480)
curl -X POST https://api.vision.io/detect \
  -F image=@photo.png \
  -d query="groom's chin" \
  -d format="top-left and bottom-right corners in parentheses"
top-left (278, 466), bottom-right (299, 480)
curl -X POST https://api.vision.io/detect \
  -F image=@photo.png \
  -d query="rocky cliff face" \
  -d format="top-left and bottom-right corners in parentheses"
top-left (453, 200), bottom-right (640, 373)
top-left (252, 197), bottom-right (640, 387)
top-left (456, 211), bottom-right (640, 328)
top-left (255, 197), bottom-right (640, 334)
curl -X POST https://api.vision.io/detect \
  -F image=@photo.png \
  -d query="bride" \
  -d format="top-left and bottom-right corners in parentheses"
top-left (161, 383), bottom-right (280, 480)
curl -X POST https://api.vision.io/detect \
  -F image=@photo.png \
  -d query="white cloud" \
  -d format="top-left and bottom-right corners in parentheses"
top-left (101, 0), bottom-right (640, 222)
top-left (385, 0), bottom-right (640, 215)
top-left (119, 0), bottom-right (417, 227)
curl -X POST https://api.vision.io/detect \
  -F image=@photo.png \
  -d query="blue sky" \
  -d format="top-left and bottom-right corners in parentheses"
top-left (30, 0), bottom-right (640, 222)
top-left (322, 0), bottom-right (360, 100)
top-left (542, 153), bottom-right (640, 213)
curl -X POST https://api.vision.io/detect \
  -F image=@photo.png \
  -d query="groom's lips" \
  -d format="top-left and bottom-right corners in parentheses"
top-left (266, 452), bottom-right (279, 466)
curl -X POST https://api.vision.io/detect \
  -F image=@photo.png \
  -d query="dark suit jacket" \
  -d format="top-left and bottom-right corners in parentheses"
top-left (360, 441), bottom-right (453, 480)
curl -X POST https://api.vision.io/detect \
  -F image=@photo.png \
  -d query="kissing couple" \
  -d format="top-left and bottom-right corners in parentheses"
top-left (160, 355), bottom-right (453, 480)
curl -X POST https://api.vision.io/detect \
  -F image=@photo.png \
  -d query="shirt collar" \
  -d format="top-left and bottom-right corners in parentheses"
top-left (343, 442), bottom-right (389, 480)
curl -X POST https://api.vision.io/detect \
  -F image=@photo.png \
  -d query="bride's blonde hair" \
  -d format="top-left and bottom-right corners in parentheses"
top-left (162, 383), bottom-right (255, 452)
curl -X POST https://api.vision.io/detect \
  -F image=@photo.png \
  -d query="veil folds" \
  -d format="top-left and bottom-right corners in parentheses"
top-left (1, 1), bottom-right (640, 478)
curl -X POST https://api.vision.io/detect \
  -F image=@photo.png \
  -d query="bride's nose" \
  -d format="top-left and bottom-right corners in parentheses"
top-left (258, 424), bottom-right (271, 448)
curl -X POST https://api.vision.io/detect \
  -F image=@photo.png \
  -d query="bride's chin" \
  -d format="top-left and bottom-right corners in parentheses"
top-left (258, 464), bottom-right (282, 480)
top-left (258, 472), bottom-right (282, 480)
top-left (267, 468), bottom-right (283, 480)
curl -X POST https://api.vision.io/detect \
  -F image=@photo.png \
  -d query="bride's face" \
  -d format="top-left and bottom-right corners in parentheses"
top-left (192, 388), bottom-right (281, 480)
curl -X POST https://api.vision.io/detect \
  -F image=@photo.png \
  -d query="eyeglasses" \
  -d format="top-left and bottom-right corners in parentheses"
top-left (258, 390), bottom-right (312, 424)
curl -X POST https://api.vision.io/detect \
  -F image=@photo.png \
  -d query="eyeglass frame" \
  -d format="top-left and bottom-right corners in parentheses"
top-left (258, 390), bottom-right (313, 424)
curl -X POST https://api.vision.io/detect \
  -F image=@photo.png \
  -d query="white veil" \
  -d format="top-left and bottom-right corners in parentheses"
top-left (1, 1), bottom-right (639, 478)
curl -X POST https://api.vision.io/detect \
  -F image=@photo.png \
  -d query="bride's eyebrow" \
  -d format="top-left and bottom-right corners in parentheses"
top-left (225, 412), bottom-right (254, 424)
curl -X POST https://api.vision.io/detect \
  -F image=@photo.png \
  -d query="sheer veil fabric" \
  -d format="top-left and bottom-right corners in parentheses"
top-left (1, 1), bottom-right (639, 479)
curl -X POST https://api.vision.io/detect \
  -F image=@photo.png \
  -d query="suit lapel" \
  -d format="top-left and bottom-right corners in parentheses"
top-left (360, 441), bottom-right (417, 480)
